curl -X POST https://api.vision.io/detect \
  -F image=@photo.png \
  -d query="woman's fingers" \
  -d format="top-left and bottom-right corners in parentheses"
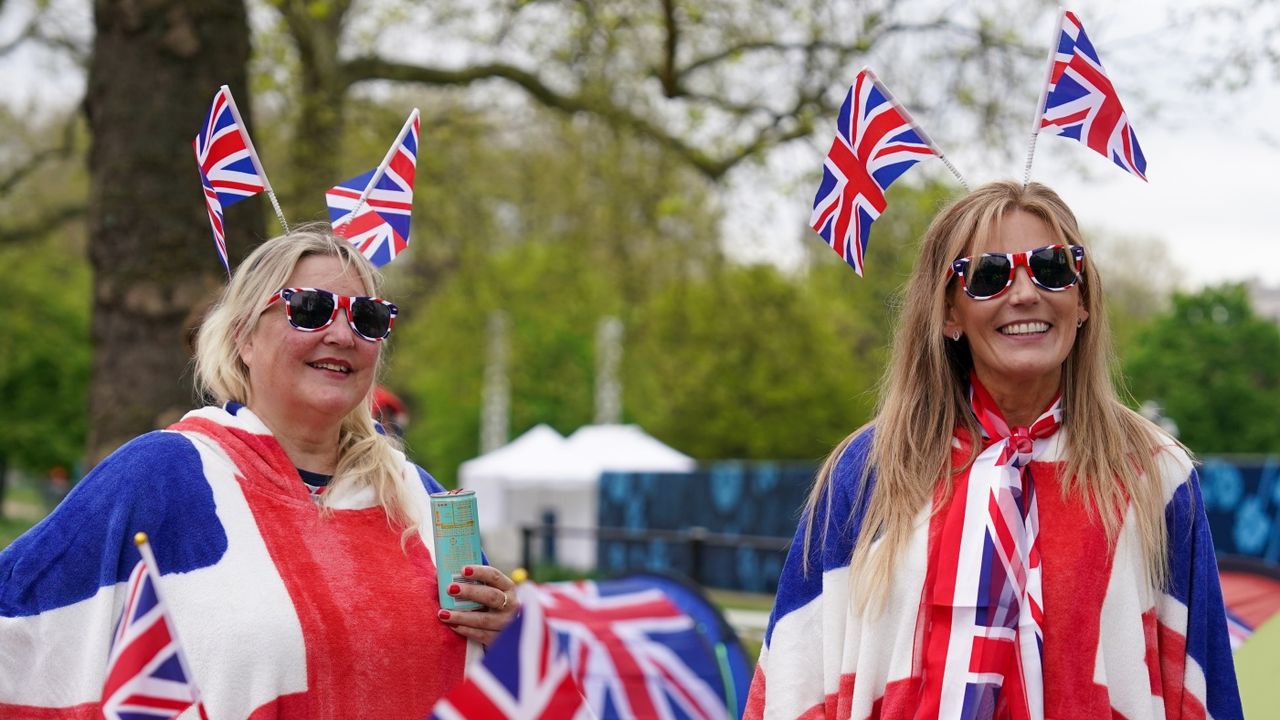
top-left (437, 565), bottom-right (520, 646)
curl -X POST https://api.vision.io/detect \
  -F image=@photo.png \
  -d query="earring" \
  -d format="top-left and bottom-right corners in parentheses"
top-left (1077, 319), bottom-right (1085, 328)
top-left (952, 330), bottom-right (961, 341)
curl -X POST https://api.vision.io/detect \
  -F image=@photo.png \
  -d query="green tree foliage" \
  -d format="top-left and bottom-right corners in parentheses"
top-left (628, 180), bottom-right (956, 460)
top-left (386, 110), bottom-right (721, 482)
top-left (386, 133), bottom-right (960, 481)
top-left (0, 232), bottom-right (91, 473)
top-left (1123, 284), bottom-right (1280, 454)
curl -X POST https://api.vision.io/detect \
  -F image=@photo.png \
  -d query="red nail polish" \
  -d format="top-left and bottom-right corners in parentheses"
top-left (463, 566), bottom-right (474, 577)
top-left (438, 609), bottom-right (451, 620)
top-left (448, 583), bottom-right (460, 595)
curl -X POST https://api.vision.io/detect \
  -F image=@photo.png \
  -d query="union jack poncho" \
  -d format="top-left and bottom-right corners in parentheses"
top-left (0, 404), bottom-right (480, 719)
top-left (746, 427), bottom-right (1243, 719)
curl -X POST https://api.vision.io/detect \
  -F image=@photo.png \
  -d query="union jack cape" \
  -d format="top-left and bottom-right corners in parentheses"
top-left (0, 403), bottom-right (480, 718)
top-left (327, 109), bottom-right (420, 267)
top-left (1033, 10), bottom-right (1147, 181)
top-left (746, 428), bottom-right (1243, 719)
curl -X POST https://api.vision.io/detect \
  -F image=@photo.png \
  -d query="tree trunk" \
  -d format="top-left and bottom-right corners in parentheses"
top-left (279, 0), bottom-right (351, 213)
top-left (84, 0), bottom-right (260, 465)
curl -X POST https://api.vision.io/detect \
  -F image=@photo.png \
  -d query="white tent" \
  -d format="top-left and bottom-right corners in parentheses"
top-left (564, 424), bottom-right (697, 474)
top-left (458, 423), bottom-right (695, 570)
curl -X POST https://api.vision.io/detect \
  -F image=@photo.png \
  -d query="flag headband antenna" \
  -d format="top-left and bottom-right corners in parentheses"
top-left (130, 532), bottom-right (207, 709)
top-left (1022, 10), bottom-right (1066, 187)
top-left (220, 85), bottom-right (290, 234)
top-left (862, 67), bottom-right (970, 192)
top-left (334, 108), bottom-right (420, 239)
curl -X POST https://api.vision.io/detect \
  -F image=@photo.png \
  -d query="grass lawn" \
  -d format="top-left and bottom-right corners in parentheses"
top-left (0, 514), bottom-right (39, 550)
top-left (1, 480), bottom-right (49, 549)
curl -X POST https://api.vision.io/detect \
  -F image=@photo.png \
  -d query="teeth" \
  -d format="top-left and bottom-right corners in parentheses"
top-left (1000, 322), bottom-right (1050, 336)
top-left (310, 362), bottom-right (351, 373)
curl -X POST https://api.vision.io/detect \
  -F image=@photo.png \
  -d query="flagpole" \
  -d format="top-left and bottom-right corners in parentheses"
top-left (863, 68), bottom-right (970, 192)
top-left (335, 108), bottom-right (420, 238)
top-left (133, 532), bottom-right (206, 711)
top-left (221, 85), bottom-right (290, 234)
top-left (1023, 10), bottom-right (1065, 187)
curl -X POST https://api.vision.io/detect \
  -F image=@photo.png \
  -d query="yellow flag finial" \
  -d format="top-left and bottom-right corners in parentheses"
top-left (133, 532), bottom-right (148, 546)
top-left (511, 567), bottom-right (529, 584)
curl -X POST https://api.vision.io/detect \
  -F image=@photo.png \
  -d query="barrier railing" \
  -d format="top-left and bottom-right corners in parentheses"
top-left (519, 523), bottom-right (791, 586)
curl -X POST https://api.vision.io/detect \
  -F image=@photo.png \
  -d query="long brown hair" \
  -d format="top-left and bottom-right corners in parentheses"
top-left (804, 181), bottom-right (1172, 605)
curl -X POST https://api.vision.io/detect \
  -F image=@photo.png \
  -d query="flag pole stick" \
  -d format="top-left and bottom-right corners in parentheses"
top-left (335, 108), bottom-right (419, 238)
top-left (863, 68), bottom-right (970, 192)
top-left (222, 85), bottom-right (290, 234)
top-left (133, 532), bottom-right (206, 711)
top-left (1023, 10), bottom-right (1065, 187)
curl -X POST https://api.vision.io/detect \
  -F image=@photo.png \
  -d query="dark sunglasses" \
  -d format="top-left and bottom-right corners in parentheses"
top-left (947, 244), bottom-right (1085, 300)
top-left (265, 287), bottom-right (398, 342)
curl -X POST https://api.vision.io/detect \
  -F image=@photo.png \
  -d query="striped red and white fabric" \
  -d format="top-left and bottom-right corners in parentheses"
top-left (916, 374), bottom-right (1059, 720)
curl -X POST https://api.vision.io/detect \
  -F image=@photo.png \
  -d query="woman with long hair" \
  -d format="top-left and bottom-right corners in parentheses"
top-left (746, 182), bottom-right (1241, 719)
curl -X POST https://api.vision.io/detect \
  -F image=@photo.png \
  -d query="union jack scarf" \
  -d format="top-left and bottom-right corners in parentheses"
top-left (927, 373), bottom-right (1061, 719)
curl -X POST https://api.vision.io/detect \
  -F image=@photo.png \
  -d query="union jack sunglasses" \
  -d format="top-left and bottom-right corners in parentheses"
top-left (265, 288), bottom-right (398, 342)
top-left (947, 244), bottom-right (1085, 301)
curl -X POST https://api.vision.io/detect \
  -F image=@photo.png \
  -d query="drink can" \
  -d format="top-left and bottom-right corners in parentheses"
top-left (430, 489), bottom-right (484, 611)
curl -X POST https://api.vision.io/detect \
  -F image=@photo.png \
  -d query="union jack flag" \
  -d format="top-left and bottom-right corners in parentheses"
top-left (810, 68), bottom-right (937, 276)
top-left (100, 535), bottom-right (207, 720)
top-left (538, 579), bottom-right (731, 719)
top-left (327, 110), bottom-right (419, 267)
top-left (430, 585), bottom-right (589, 719)
top-left (1037, 10), bottom-right (1147, 181)
top-left (193, 86), bottom-right (270, 273)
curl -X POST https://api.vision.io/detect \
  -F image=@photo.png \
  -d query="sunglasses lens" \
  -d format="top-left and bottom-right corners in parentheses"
top-left (966, 255), bottom-right (1012, 298)
top-left (351, 299), bottom-right (392, 339)
top-left (1029, 246), bottom-right (1078, 289)
top-left (286, 290), bottom-right (336, 330)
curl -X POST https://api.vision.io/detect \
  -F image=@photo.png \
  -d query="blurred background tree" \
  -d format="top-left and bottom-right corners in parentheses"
top-left (1124, 284), bottom-right (1280, 454)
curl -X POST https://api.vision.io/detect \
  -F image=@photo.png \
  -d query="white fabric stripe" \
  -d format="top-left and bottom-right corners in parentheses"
top-left (0, 584), bottom-right (120, 705)
top-left (939, 439), bottom-right (1001, 713)
top-left (164, 431), bottom-right (307, 720)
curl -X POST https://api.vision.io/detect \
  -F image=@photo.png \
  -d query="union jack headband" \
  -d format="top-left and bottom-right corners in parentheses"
top-left (1023, 9), bottom-right (1148, 185)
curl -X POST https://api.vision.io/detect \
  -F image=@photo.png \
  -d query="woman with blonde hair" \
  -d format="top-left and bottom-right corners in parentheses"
top-left (747, 182), bottom-right (1241, 719)
top-left (0, 227), bottom-right (516, 718)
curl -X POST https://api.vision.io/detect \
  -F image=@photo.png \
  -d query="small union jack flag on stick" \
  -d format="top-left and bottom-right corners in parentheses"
top-left (326, 109), bottom-right (419, 267)
top-left (100, 533), bottom-right (207, 720)
top-left (193, 86), bottom-right (288, 274)
top-left (1025, 10), bottom-right (1147, 183)
top-left (810, 68), bottom-right (962, 277)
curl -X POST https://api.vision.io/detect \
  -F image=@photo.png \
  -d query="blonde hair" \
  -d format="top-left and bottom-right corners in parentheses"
top-left (194, 225), bottom-right (419, 531)
top-left (805, 181), bottom-right (1172, 605)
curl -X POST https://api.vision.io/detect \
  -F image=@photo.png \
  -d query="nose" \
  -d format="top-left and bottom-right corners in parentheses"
top-left (1005, 265), bottom-right (1040, 304)
top-left (321, 307), bottom-right (358, 346)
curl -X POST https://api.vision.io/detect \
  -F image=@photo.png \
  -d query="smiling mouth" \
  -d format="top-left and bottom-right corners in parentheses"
top-left (308, 361), bottom-right (352, 374)
top-left (999, 321), bottom-right (1050, 336)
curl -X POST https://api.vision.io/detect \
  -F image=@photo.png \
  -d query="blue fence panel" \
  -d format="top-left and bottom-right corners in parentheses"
top-left (597, 455), bottom-right (1280, 593)
top-left (597, 463), bottom-right (813, 594)
top-left (1199, 457), bottom-right (1280, 563)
